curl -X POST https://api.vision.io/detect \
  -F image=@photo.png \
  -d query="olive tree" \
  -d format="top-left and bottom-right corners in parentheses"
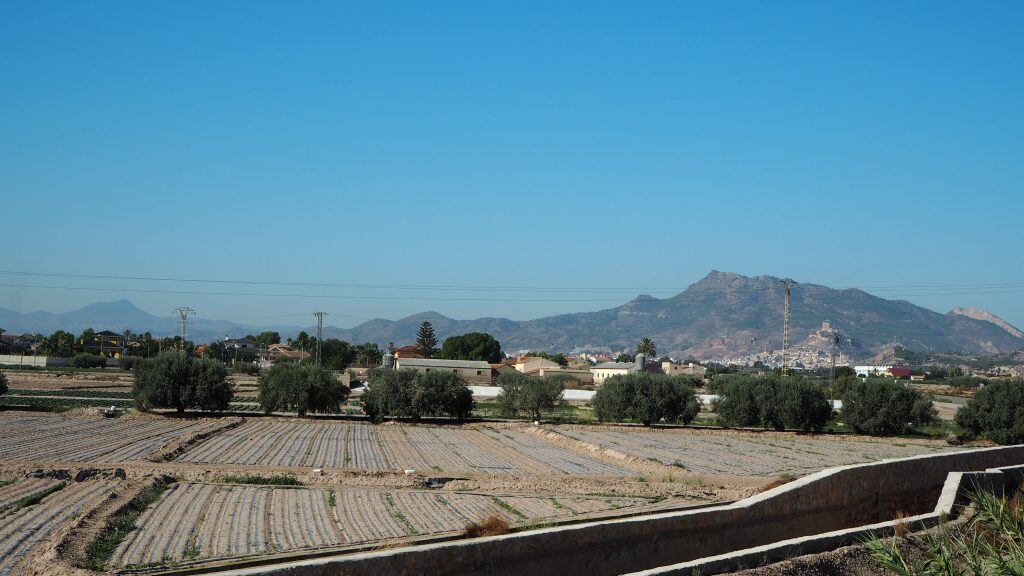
top-left (841, 378), bottom-right (936, 436)
top-left (593, 373), bottom-right (700, 426)
top-left (955, 379), bottom-right (1024, 445)
top-left (258, 363), bottom-right (349, 416)
top-left (411, 371), bottom-right (474, 421)
top-left (362, 369), bottom-right (473, 422)
top-left (496, 371), bottom-right (565, 421)
top-left (715, 375), bottom-right (832, 432)
top-left (133, 351), bottom-right (232, 413)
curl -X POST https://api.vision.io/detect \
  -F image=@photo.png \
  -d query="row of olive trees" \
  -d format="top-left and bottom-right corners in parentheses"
top-left (132, 351), bottom-right (352, 415)
top-left (713, 374), bottom-right (937, 434)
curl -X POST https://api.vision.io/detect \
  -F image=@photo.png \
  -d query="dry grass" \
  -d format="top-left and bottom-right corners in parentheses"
top-left (464, 514), bottom-right (510, 538)
top-left (757, 473), bottom-right (797, 493)
top-left (892, 510), bottom-right (912, 537)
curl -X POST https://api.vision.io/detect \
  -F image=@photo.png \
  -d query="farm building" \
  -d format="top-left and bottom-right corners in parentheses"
top-left (393, 357), bottom-right (494, 383)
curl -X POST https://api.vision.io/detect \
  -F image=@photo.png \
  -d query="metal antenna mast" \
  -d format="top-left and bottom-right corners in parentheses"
top-left (312, 312), bottom-right (326, 365)
top-left (781, 279), bottom-right (793, 376)
top-left (172, 307), bottom-right (195, 351)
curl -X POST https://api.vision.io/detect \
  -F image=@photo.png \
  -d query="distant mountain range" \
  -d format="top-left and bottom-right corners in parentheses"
top-left (2, 271), bottom-right (1022, 361)
top-left (323, 271), bottom-right (1024, 360)
top-left (0, 300), bottom-right (278, 343)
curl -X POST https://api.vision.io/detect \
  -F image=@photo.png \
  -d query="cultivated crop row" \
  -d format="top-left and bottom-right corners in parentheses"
top-left (557, 427), bottom-right (953, 477)
top-left (0, 478), bottom-right (61, 512)
top-left (0, 479), bottom-right (117, 575)
top-left (109, 483), bottom-right (649, 567)
top-left (0, 414), bottom-right (213, 463)
top-left (175, 420), bottom-right (636, 477)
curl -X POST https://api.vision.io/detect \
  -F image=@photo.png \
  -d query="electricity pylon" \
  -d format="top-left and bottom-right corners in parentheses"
top-left (781, 279), bottom-right (793, 376)
top-left (312, 312), bottom-right (327, 365)
top-left (172, 307), bottom-right (195, 351)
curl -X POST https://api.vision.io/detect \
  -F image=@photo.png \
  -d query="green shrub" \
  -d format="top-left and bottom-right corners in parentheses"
top-left (841, 378), bottom-right (936, 436)
top-left (0, 371), bottom-right (7, 396)
top-left (363, 369), bottom-right (474, 423)
top-left (257, 363), bottom-right (348, 416)
top-left (221, 473), bottom-right (301, 486)
top-left (362, 369), bottom-right (417, 422)
top-left (117, 355), bottom-right (150, 371)
top-left (72, 353), bottom-right (107, 369)
top-left (133, 351), bottom-right (232, 413)
top-left (955, 379), bottom-right (1024, 445)
top-left (496, 372), bottom-right (565, 421)
top-left (232, 362), bottom-right (260, 375)
top-left (948, 375), bottom-right (989, 389)
top-left (593, 374), bottom-right (700, 426)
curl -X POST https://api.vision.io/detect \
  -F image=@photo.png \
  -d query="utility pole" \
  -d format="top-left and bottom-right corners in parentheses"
top-left (829, 331), bottom-right (839, 399)
top-left (172, 307), bottom-right (195, 351)
top-left (781, 279), bottom-right (793, 376)
top-left (312, 312), bottom-right (326, 366)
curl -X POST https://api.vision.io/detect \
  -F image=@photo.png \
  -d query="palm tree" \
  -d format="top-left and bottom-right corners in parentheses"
top-left (636, 337), bottom-right (656, 357)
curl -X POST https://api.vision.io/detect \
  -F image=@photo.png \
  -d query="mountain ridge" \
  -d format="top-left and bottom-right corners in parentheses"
top-left (2, 272), bottom-right (1022, 361)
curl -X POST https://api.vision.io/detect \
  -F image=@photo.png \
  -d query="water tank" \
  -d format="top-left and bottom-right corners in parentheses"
top-left (383, 351), bottom-right (395, 369)
top-left (635, 353), bottom-right (647, 371)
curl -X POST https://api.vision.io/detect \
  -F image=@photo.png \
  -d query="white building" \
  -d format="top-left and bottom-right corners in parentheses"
top-left (590, 361), bottom-right (637, 385)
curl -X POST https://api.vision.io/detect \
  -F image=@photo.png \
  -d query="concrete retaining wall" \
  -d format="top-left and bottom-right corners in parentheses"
top-left (629, 463), bottom-right (1024, 575)
top-left (210, 444), bottom-right (1024, 576)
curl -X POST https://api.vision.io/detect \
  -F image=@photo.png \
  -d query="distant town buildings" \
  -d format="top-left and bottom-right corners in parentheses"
top-left (661, 361), bottom-right (707, 378)
top-left (854, 365), bottom-right (911, 379)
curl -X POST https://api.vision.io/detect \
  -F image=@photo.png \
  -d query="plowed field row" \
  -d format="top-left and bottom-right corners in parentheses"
top-left (0, 479), bottom-right (117, 575)
top-left (556, 428), bottom-right (954, 477)
top-left (175, 420), bottom-right (636, 476)
top-left (0, 414), bottom-right (213, 463)
top-left (110, 484), bottom-right (650, 567)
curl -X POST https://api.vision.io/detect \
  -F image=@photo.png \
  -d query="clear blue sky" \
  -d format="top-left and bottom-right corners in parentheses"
top-left (2, 1), bottom-right (1022, 328)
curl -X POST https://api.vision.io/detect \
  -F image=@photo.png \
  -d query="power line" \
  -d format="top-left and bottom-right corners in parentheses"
top-left (0, 270), bottom-right (682, 294)
top-left (0, 283), bottom-right (640, 302)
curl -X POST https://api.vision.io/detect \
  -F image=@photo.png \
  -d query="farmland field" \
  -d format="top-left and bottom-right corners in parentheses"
top-left (0, 478), bottom-right (118, 575)
top-left (109, 482), bottom-right (651, 567)
top-left (0, 411), bottom-right (978, 575)
top-left (174, 420), bottom-right (637, 476)
top-left (0, 414), bottom-right (219, 463)
top-left (554, 426), bottom-right (956, 477)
